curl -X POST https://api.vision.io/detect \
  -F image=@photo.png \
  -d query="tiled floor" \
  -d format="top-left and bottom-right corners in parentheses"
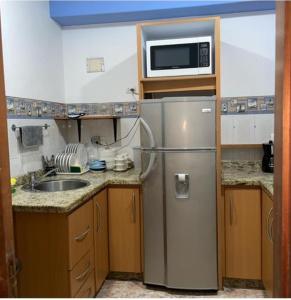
top-left (97, 280), bottom-right (266, 298)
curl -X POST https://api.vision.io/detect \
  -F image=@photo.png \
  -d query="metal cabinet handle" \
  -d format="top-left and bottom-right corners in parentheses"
top-left (131, 192), bottom-right (136, 223)
top-left (270, 217), bottom-right (274, 243)
top-left (75, 263), bottom-right (92, 281)
top-left (74, 226), bottom-right (90, 241)
top-left (230, 196), bottom-right (234, 225)
top-left (96, 202), bottom-right (101, 232)
top-left (267, 207), bottom-right (274, 242)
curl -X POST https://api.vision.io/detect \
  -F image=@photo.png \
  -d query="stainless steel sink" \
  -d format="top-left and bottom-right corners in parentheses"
top-left (22, 179), bottom-right (90, 192)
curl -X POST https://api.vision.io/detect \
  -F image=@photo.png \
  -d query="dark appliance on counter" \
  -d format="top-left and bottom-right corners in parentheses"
top-left (262, 141), bottom-right (274, 173)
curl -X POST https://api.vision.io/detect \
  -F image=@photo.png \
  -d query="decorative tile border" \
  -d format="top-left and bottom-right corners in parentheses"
top-left (6, 96), bottom-right (139, 119)
top-left (67, 101), bottom-right (138, 117)
top-left (221, 95), bottom-right (274, 115)
top-left (6, 96), bottom-right (67, 119)
top-left (7, 95), bottom-right (274, 119)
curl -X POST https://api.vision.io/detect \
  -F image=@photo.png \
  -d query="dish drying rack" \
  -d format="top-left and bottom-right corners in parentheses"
top-left (55, 144), bottom-right (89, 175)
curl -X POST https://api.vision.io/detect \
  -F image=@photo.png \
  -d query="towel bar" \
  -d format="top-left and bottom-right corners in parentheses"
top-left (11, 124), bottom-right (50, 131)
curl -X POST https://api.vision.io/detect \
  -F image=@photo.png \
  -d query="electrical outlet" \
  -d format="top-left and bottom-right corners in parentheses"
top-left (126, 87), bottom-right (137, 95)
top-left (91, 136), bottom-right (100, 144)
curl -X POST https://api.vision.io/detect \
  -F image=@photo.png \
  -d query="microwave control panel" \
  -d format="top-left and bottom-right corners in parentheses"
top-left (199, 43), bottom-right (210, 67)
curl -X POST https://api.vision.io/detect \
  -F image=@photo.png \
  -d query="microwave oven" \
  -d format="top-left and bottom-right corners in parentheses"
top-left (146, 36), bottom-right (212, 77)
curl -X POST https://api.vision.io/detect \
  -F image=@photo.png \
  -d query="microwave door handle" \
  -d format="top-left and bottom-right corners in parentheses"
top-left (140, 117), bottom-right (156, 180)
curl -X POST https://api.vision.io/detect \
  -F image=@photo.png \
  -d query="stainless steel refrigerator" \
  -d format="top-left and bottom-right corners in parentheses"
top-left (138, 97), bottom-right (218, 290)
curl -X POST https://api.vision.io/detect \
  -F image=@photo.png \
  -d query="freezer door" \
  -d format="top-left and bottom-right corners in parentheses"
top-left (142, 151), bottom-right (166, 286)
top-left (164, 151), bottom-right (217, 290)
top-left (163, 98), bottom-right (215, 148)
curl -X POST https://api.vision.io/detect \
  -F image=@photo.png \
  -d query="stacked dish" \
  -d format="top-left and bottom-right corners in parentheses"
top-left (114, 153), bottom-right (131, 172)
top-left (89, 160), bottom-right (106, 172)
top-left (99, 147), bottom-right (116, 170)
top-left (55, 143), bottom-right (88, 173)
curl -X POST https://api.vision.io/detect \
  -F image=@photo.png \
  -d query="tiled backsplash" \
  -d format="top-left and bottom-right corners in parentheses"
top-left (6, 96), bottom-right (140, 177)
top-left (7, 95), bottom-right (274, 119)
top-left (221, 95), bottom-right (274, 115)
top-left (6, 95), bottom-right (273, 176)
top-left (6, 96), bottom-right (138, 119)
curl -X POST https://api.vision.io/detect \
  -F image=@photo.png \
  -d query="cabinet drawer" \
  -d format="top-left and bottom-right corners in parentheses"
top-left (70, 249), bottom-right (94, 296)
top-left (73, 269), bottom-right (95, 298)
top-left (68, 200), bottom-right (94, 269)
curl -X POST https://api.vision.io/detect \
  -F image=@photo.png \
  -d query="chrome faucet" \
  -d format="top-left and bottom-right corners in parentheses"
top-left (30, 168), bottom-right (58, 189)
top-left (30, 172), bottom-right (36, 189)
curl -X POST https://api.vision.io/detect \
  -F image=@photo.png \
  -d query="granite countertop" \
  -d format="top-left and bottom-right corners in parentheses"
top-left (12, 169), bottom-right (141, 214)
top-left (13, 161), bottom-right (273, 214)
top-left (222, 160), bottom-right (274, 198)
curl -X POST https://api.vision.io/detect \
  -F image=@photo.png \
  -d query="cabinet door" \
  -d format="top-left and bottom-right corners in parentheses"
top-left (233, 115), bottom-right (255, 144)
top-left (225, 188), bottom-right (261, 279)
top-left (108, 188), bottom-right (141, 273)
top-left (68, 200), bottom-right (94, 269)
top-left (262, 191), bottom-right (273, 296)
top-left (254, 114), bottom-right (274, 143)
top-left (94, 189), bottom-right (109, 292)
top-left (221, 115), bottom-right (234, 144)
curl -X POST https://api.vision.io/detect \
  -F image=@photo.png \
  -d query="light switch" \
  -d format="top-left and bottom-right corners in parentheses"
top-left (86, 57), bottom-right (105, 73)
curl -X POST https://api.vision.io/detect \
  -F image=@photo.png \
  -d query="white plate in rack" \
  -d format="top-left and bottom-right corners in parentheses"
top-left (61, 153), bottom-right (67, 172)
top-left (65, 144), bottom-right (70, 153)
top-left (64, 154), bottom-right (70, 172)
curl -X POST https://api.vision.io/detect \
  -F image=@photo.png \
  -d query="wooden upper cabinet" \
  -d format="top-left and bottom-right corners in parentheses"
top-left (136, 17), bottom-right (220, 98)
top-left (108, 187), bottom-right (141, 273)
top-left (93, 189), bottom-right (109, 292)
top-left (262, 191), bottom-right (273, 297)
top-left (225, 188), bottom-right (261, 280)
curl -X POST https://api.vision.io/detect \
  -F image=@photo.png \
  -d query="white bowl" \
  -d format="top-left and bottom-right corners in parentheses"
top-left (115, 162), bottom-right (126, 167)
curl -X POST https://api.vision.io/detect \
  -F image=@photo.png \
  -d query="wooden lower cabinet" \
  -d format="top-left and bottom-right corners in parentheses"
top-left (224, 188), bottom-right (261, 280)
top-left (262, 191), bottom-right (273, 297)
top-left (14, 186), bottom-right (142, 297)
top-left (14, 199), bottom-right (95, 297)
top-left (93, 189), bottom-right (109, 292)
top-left (108, 187), bottom-right (141, 273)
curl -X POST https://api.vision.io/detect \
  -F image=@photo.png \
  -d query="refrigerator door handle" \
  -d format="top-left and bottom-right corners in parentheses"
top-left (140, 118), bottom-right (156, 180)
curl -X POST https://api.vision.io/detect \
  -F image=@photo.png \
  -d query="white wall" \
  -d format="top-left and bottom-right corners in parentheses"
top-left (62, 12), bottom-right (275, 160)
top-left (221, 13), bottom-right (275, 97)
top-left (62, 23), bottom-right (140, 161)
top-left (0, 1), bottom-right (66, 176)
top-left (1, 6), bottom-right (276, 176)
top-left (0, 0), bottom-right (65, 102)
top-left (62, 12), bottom-right (275, 102)
top-left (64, 117), bottom-right (140, 161)
top-left (62, 24), bottom-right (138, 103)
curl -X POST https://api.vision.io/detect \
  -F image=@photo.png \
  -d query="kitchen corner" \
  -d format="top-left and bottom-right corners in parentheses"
top-left (12, 169), bottom-right (141, 213)
top-left (1, 1), bottom-right (285, 298)
top-left (222, 160), bottom-right (274, 197)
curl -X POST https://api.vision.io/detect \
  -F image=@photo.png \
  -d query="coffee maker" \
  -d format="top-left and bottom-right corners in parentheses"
top-left (262, 141), bottom-right (274, 173)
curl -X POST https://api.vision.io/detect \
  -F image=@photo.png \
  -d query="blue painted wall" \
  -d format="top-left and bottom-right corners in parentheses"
top-left (50, 1), bottom-right (275, 26)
